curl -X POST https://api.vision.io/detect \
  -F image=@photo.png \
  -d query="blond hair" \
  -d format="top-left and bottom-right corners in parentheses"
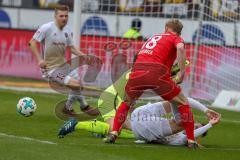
top-left (165, 19), bottom-right (183, 35)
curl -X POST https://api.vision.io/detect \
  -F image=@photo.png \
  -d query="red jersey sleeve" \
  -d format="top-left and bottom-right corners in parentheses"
top-left (174, 36), bottom-right (184, 47)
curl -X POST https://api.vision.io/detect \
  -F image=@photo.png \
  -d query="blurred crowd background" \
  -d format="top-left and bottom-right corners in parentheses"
top-left (0, 0), bottom-right (239, 21)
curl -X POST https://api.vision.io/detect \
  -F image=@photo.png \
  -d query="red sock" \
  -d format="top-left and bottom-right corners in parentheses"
top-left (112, 102), bottom-right (130, 132)
top-left (178, 104), bottom-right (195, 141)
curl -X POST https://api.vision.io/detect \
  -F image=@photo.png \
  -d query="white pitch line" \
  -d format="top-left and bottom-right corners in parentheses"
top-left (1, 132), bottom-right (239, 151)
top-left (0, 132), bottom-right (57, 145)
top-left (0, 86), bottom-right (58, 94)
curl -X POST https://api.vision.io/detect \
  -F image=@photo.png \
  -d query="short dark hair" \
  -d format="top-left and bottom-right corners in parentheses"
top-left (55, 5), bottom-right (69, 14)
top-left (165, 19), bottom-right (183, 35)
top-left (131, 18), bottom-right (142, 30)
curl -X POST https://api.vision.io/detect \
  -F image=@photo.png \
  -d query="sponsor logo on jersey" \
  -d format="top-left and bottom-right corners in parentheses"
top-left (53, 42), bottom-right (65, 46)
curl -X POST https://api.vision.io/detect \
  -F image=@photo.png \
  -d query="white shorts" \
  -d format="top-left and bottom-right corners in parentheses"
top-left (130, 102), bottom-right (172, 142)
top-left (42, 64), bottom-right (79, 85)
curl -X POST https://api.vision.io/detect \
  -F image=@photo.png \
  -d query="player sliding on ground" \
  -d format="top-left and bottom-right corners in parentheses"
top-left (28, 5), bottom-right (99, 116)
top-left (104, 19), bottom-right (217, 148)
top-left (58, 98), bottom-right (221, 147)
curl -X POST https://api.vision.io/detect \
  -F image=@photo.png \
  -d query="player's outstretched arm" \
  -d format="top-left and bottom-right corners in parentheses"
top-left (187, 97), bottom-right (221, 120)
top-left (69, 46), bottom-right (85, 57)
top-left (28, 39), bottom-right (47, 69)
top-left (187, 97), bottom-right (208, 113)
top-left (194, 115), bottom-right (221, 138)
top-left (172, 116), bottom-right (221, 146)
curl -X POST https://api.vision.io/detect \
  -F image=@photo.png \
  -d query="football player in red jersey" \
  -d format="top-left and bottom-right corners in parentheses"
top-left (104, 19), bottom-right (217, 148)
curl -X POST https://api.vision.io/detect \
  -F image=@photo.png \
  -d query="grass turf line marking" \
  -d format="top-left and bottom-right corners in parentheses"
top-left (0, 86), bottom-right (58, 94)
top-left (0, 132), bottom-right (57, 145)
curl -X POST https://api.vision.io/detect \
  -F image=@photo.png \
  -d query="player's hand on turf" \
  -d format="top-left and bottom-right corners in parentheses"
top-left (206, 109), bottom-right (220, 120)
top-left (209, 114), bottom-right (221, 126)
top-left (38, 60), bottom-right (47, 69)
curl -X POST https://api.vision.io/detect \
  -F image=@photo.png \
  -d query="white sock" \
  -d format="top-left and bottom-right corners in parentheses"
top-left (67, 89), bottom-right (89, 110)
top-left (76, 95), bottom-right (89, 110)
top-left (65, 94), bottom-right (76, 110)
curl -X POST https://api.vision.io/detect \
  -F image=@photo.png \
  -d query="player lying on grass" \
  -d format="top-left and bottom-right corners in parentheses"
top-left (58, 99), bottom-right (221, 146)
top-left (129, 101), bottom-right (220, 146)
top-left (28, 5), bottom-right (99, 116)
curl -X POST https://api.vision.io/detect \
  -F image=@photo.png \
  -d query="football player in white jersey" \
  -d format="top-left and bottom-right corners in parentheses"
top-left (29, 5), bottom-right (99, 116)
top-left (130, 100), bottom-right (221, 146)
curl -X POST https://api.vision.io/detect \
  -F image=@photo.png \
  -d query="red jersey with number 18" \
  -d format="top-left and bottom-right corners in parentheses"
top-left (136, 32), bottom-right (184, 71)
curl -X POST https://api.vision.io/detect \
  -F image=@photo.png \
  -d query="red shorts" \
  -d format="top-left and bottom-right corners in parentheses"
top-left (125, 63), bottom-right (181, 101)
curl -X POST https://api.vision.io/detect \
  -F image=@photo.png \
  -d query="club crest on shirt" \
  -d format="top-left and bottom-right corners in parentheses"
top-left (64, 32), bottom-right (68, 38)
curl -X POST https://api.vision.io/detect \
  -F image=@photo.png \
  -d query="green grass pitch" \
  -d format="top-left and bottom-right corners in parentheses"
top-left (0, 89), bottom-right (240, 160)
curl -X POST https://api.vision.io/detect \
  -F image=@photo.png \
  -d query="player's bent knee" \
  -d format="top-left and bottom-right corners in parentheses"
top-left (66, 78), bottom-right (81, 90)
top-left (171, 92), bottom-right (189, 106)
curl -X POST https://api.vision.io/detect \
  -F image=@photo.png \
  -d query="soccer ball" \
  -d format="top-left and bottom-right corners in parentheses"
top-left (16, 97), bottom-right (37, 117)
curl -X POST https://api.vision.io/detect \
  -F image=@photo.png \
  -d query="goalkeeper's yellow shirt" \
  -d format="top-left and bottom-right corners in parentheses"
top-left (97, 70), bottom-right (130, 121)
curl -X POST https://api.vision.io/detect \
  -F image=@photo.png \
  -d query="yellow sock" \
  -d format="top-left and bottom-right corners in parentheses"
top-left (75, 120), bottom-right (135, 139)
top-left (75, 120), bottom-right (110, 135)
top-left (119, 129), bottom-right (135, 139)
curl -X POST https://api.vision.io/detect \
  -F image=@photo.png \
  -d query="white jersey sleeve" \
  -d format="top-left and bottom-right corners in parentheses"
top-left (33, 24), bottom-right (50, 42)
top-left (166, 123), bottom-right (212, 146)
top-left (187, 97), bottom-right (208, 113)
top-left (194, 123), bottom-right (212, 138)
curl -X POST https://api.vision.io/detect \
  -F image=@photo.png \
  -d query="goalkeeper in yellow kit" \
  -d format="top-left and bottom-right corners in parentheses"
top-left (58, 61), bottom-right (191, 139)
top-left (58, 69), bottom-right (135, 138)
